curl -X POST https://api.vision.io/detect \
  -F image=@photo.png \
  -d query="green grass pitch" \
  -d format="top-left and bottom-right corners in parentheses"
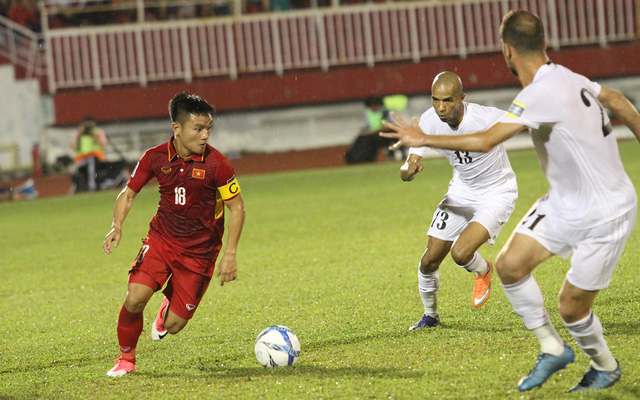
top-left (1, 142), bottom-right (639, 399)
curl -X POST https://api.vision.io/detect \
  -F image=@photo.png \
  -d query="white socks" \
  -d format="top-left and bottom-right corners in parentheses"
top-left (418, 269), bottom-right (439, 317)
top-left (458, 252), bottom-right (489, 276)
top-left (531, 321), bottom-right (565, 356)
top-left (417, 252), bottom-right (486, 317)
top-left (565, 312), bottom-right (618, 371)
top-left (503, 274), bottom-right (564, 355)
top-left (502, 274), bottom-right (549, 330)
top-left (504, 275), bottom-right (617, 371)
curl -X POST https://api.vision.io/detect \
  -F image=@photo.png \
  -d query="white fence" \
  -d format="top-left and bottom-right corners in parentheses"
top-left (1, 0), bottom-right (638, 93)
top-left (0, 15), bottom-right (46, 79)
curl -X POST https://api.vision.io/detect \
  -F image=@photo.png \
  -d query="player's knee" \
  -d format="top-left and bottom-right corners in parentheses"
top-left (557, 292), bottom-right (592, 324)
top-left (419, 258), bottom-right (440, 274)
top-left (450, 244), bottom-right (474, 266)
top-left (495, 252), bottom-right (521, 284)
top-left (165, 316), bottom-right (188, 334)
top-left (123, 295), bottom-right (149, 313)
top-left (557, 302), bottom-right (587, 324)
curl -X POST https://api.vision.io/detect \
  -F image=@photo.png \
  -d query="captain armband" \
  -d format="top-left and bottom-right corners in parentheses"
top-left (218, 176), bottom-right (241, 200)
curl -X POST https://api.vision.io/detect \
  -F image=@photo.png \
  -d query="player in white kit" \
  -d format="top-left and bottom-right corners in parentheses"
top-left (381, 10), bottom-right (640, 393)
top-left (401, 72), bottom-right (517, 330)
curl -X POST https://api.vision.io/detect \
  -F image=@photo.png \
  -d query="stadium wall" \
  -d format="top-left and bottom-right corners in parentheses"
top-left (40, 73), bottom-right (640, 171)
top-left (0, 65), bottom-right (42, 172)
top-left (52, 42), bottom-right (640, 126)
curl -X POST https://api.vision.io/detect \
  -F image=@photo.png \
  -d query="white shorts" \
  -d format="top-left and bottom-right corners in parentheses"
top-left (427, 187), bottom-right (517, 245)
top-left (515, 195), bottom-right (638, 291)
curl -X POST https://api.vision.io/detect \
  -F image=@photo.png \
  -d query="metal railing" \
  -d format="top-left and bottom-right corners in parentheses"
top-left (0, 15), bottom-right (45, 79)
top-left (1, 0), bottom-right (637, 93)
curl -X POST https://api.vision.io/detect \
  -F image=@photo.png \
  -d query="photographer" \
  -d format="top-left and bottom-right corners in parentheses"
top-left (71, 115), bottom-right (107, 192)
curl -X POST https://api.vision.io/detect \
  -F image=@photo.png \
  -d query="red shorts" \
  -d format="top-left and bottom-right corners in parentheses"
top-left (128, 236), bottom-right (216, 320)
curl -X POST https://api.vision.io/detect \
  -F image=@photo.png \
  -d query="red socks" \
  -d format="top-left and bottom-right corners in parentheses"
top-left (117, 304), bottom-right (143, 362)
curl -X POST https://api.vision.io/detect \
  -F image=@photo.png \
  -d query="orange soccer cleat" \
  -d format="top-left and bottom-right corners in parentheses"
top-left (472, 259), bottom-right (493, 307)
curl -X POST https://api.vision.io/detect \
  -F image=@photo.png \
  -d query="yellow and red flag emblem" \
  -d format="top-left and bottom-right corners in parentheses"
top-left (192, 169), bottom-right (205, 179)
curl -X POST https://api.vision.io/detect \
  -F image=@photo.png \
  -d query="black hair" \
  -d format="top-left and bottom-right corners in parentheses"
top-left (365, 96), bottom-right (384, 108)
top-left (500, 10), bottom-right (545, 54)
top-left (168, 92), bottom-right (215, 124)
top-left (81, 115), bottom-right (96, 136)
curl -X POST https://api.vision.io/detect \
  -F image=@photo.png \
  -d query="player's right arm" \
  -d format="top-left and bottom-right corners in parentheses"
top-left (382, 112), bottom-right (524, 153)
top-left (400, 153), bottom-right (423, 181)
top-left (103, 186), bottom-right (137, 254)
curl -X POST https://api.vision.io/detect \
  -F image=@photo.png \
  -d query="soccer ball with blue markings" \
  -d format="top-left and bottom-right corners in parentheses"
top-left (254, 325), bottom-right (300, 367)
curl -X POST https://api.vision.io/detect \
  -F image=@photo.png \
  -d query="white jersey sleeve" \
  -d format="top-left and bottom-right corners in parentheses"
top-left (499, 63), bottom-right (637, 228)
top-left (407, 110), bottom-right (439, 158)
top-left (408, 146), bottom-right (431, 158)
top-left (412, 103), bottom-right (517, 196)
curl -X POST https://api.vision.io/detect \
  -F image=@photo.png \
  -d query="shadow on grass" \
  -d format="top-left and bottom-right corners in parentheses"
top-left (298, 323), bottom-right (517, 351)
top-left (0, 353), bottom-right (106, 375)
top-left (606, 320), bottom-right (640, 335)
top-left (142, 363), bottom-right (426, 380)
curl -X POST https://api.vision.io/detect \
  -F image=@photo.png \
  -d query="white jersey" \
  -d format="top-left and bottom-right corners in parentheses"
top-left (410, 102), bottom-right (517, 196)
top-left (499, 63), bottom-right (637, 228)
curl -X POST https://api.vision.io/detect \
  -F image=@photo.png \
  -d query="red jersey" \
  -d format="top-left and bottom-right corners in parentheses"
top-left (127, 138), bottom-right (240, 265)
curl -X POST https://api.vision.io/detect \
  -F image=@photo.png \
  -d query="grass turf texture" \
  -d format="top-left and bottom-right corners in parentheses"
top-left (1, 142), bottom-right (639, 399)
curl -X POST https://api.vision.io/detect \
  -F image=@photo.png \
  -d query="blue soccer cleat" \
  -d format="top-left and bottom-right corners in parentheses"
top-left (409, 314), bottom-right (440, 330)
top-left (518, 342), bottom-right (575, 392)
top-left (569, 361), bottom-right (621, 392)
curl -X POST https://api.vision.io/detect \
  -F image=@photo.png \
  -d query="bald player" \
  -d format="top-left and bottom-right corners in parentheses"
top-left (402, 71), bottom-right (518, 330)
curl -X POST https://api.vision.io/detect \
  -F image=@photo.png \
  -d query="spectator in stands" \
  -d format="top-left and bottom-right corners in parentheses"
top-left (290, 0), bottom-right (312, 9)
top-left (175, 0), bottom-right (197, 19)
top-left (154, 0), bottom-right (178, 20)
top-left (71, 115), bottom-right (107, 192)
top-left (109, 0), bottom-right (135, 24)
top-left (46, 0), bottom-right (73, 29)
top-left (197, 0), bottom-right (231, 17)
top-left (210, 0), bottom-right (232, 16)
top-left (7, 0), bottom-right (39, 31)
top-left (244, 0), bottom-right (265, 14)
top-left (270, 0), bottom-right (291, 11)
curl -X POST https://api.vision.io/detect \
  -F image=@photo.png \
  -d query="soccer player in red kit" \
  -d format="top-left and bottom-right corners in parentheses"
top-left (102, 92), bottom-right (245, 377)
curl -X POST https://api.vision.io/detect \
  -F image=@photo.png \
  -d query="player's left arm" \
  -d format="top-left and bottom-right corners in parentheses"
top-left (381, 111), bottom-right (524, 152)
top-left (217, 193), bottom-right (245, 286)
top-left (598, 86), bottom-right (640, 142)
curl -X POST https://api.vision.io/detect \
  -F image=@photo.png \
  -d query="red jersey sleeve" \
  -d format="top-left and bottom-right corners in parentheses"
top-left (213, 155), bottom-right (241, 201)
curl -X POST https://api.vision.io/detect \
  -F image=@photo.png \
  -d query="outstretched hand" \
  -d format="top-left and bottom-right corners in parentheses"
top-left (380, 112), bottom-right (428, 150)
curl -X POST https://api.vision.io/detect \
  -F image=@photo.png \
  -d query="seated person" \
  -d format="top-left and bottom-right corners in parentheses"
top-left (71, 116), bottom-right (107, 192)
top-left (345, 96), bottom-right (405, 164)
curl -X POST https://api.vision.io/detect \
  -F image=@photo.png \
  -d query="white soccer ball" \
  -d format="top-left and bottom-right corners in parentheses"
top-left (254, 325), bottom-right (300, 367)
